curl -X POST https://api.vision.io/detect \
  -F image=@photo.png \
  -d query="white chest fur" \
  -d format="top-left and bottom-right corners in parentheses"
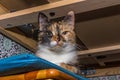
top-left (36, 45), bottom-right (77, 66)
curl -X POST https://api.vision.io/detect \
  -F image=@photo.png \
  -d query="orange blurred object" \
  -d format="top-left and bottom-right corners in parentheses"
top-left (0, 69), bottom-right (77, 80)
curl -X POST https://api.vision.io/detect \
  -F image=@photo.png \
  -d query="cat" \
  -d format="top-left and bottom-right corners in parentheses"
top-left (36, 11), bottom-right (78, 73)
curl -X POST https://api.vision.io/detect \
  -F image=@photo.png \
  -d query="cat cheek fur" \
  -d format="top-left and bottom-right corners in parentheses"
top-left (62, 32), bottom-right (75, 43)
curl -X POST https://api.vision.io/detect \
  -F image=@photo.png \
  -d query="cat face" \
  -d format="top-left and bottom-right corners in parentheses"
top-left (38, 11), bottom-right (76, 50)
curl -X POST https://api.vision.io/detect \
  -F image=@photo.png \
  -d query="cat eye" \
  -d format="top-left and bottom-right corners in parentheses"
top-left (62, 31), bottom-right (69, 35)
top-left (46, 31), bottom-right (53, 37)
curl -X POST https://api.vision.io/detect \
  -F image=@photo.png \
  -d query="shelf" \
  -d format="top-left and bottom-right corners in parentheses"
top-left (79, 44), bottom-right (120, 57)
top-left (78, 45), bottom-right (120, 66)
top-left (0, 0), bottom-right (119, 28)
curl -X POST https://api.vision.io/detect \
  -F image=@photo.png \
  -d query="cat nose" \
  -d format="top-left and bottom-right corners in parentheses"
top-left (57, 36), bottom-right (61, 42)
top-left (51, 36), bottom-right (60, 43)
top-left (57, 38), bottom-right (60, 42)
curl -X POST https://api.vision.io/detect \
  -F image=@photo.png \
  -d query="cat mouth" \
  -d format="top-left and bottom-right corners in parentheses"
top-left (49, 45), bottom-right (65, 53)
top-left (50, 41), bottom-right (64, 47)
top-left (49, 41), bottom-right (66, 52)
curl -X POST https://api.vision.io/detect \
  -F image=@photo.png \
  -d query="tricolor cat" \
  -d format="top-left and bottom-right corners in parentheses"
top-left (36, 11), bottom-right (78, 73)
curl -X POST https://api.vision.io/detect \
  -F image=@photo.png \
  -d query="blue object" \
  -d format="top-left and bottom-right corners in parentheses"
top-left (0, 53), bottom-right (88, 80)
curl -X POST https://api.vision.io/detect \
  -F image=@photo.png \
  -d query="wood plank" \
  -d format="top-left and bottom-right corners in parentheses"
top-left (87, 66), bottom-right (120, 77)
top-left (98, 53), bottom-right (120, 63)
top-left (0, 0), bottom-right (120, 28)
top-left (78, 46), bottom-right (120, 66)
top-left (0, 27), bottom-right (37, 52)
top-left (0, 0), bottom-right (29, 11)
top-left (78, 44), bottom-right (120, 57)
top-left (0, 0), bottom-right (49, 11)
top-left (93, 57), bottom-right (106, 66)
top-left (48, 0), bottom-right (62, 3)
top-left (0, 3), bottom-right (37, 52)
top-left (0, 4), bottom-right (9, 15)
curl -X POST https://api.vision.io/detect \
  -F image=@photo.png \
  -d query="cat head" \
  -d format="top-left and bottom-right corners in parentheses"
top-left (38, 11), bottom-right (76, 50)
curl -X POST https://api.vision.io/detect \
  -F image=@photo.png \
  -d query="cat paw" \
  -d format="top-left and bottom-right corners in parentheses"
top-left (60, 63), bottom-right (78, 73)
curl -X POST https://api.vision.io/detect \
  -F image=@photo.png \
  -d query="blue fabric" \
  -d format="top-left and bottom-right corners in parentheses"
top-left (0, 53), bottom-right (88, 80)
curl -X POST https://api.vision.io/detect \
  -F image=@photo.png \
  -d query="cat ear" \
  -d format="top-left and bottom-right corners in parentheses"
top-left (63, 11), bottom-right (75, 29)
top-left (38, 12), bottom-right (49, 31)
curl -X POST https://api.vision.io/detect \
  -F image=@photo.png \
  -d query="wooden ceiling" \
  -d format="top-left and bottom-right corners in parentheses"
top-left (0, 0), bottom-right (61, 14)
top-left (0, 0), bottom-right (120, 67)
top-left (0, 4), bottom-right (9, 15)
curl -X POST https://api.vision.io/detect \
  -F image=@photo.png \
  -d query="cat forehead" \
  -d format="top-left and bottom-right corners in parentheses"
top-left (49, 21), bottom-right (70, 30)
top-left (49, 22), bottom-right (62, 30)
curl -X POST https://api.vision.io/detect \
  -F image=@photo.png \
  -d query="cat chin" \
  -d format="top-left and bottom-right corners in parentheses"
top-left (38, 42), bottom-right (75, 50)
top-left (37, 43), bottom-right (76, 55)
top-left (50, 43), bottom-right (75, 52)
top-left (36, 46), bottom-right (77, 65)
top-left (36, 42), bottom-right (77, 66)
